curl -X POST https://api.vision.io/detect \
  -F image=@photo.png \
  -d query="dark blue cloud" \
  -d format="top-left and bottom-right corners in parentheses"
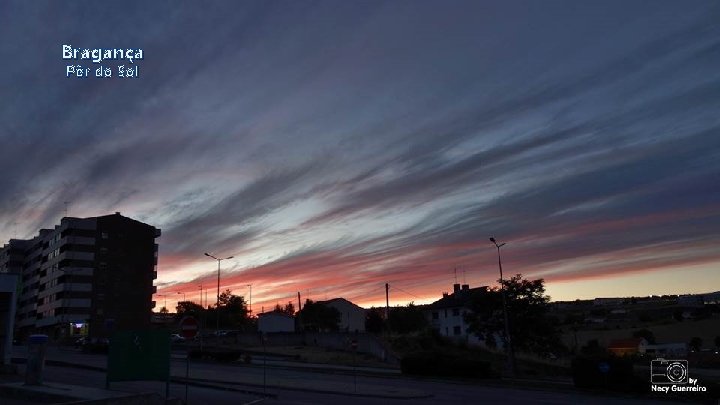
top-left (2, 1), bottom-right (719, 299)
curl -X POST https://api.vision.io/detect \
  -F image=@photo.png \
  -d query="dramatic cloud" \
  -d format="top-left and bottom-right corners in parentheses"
top-left (2, 1), bottom-right (719, 310)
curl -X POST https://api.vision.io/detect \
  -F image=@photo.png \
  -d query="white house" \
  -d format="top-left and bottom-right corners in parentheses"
top-left (319, 298), bottom-right (366, 332)
top-left (424, 284), bottom-right (484, 345)
top-left (257, 310), bottom-right (295, 333)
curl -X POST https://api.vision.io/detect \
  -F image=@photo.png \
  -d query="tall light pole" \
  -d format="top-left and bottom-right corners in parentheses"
top-left (157, 294), bottom-right (168, 311)
top-left (177, 291), bottom-right (186, 303)
top-left (246, 284), bottom-right (252, 316)
top-left (204, 253), bottom-right (233, 332)
top-left (490, 237), bottom-right (516, 378)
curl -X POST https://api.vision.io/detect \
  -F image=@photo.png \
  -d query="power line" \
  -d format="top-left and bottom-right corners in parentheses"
top-left (390, 284), bottom-right (421, 299)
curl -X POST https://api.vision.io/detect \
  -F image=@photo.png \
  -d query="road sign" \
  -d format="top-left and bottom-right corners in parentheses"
top-left (179, 316), bottom-right (199, 339)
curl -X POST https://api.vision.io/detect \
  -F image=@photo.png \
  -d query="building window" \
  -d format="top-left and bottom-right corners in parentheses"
top-left (453, 326), bottom-right (461, 335)
top-left (452, 308), bottom-right (460, 316)
top-left (101, 232), bottom-right (109, 239)
top-left (432, 312), bottom-right (439, 320)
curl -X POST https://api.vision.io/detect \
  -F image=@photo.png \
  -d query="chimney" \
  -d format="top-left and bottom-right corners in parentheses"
top-left (442, 292), bottom-right (449, 298)
top-left (462, 284), bottom-right (469, 291)
top-left (453, 284), bottom-right (461, 293)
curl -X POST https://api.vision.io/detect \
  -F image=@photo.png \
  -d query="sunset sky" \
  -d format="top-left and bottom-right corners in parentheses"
top-left (2, 1), bottom-right (719, 312)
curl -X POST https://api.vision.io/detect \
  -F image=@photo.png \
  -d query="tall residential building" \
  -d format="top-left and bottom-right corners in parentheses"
top-left (0, 213), bottom-right (160, 340)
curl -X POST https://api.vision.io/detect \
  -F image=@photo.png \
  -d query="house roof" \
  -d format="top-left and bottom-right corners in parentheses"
top-left (258, 310), bottom-right (294, 319)
top-left (426, 286), bottom-right (489, 310)
top-left (608, 338), bottom-right (646, 349)
top-left (317, 297), bottom-right (366, 311)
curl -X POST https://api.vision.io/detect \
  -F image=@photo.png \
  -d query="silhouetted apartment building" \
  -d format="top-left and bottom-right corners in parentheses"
top-left (0, 213), bottom-right (160, 340)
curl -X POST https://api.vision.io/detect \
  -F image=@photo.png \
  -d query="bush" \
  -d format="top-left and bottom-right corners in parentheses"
top-left (571, 355), bottom-right (644, 393)
top-left (400, 350), bottom-right (496, 378)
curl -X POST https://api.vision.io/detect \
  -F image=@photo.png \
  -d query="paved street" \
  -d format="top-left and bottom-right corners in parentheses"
top-left (6, 346), bottom-right (696, 404)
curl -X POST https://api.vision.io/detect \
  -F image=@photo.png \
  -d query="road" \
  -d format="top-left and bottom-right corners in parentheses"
top-left (36, 364), bottom-right (680, 405)
top-left (10, 346), bottom-right (695, 404)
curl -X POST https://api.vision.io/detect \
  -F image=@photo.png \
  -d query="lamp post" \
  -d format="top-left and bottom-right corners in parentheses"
top-left (204, 253), bottom-right (233, 332)
top-left (157, 294), bottom-right (168, 311)
top-left (490, 237), bottom-right (516, 378)
top-left (246, 284), bottom-right (252, 316)
top-left (177, 291), bottom-right (186, 303)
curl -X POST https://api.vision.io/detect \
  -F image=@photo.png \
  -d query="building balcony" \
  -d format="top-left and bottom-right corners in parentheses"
top-left (41, 283), bottom-right (93, 298)
top-left (59, 251), bottom-right (95, 262)
top-left (63, 236), bottom-right (96, 246)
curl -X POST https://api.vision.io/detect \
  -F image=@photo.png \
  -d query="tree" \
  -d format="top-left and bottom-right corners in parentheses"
top-left (159, 306), bottom-right (169, 314)
top-left (274, 301), bottom-right (295, 315)
top-left (388, 303), bottom-right (428, 334)
top-left (633, 329), bottom-right (656, 344)
top-left (465, 274), bottom-right (563, 354)
top-left (176, 301), bottom-right (204, 317)
top-left (365, 307), bottom-right (386, 334)
top-left (298, 299), bottom-right (341, 332)
top-left (209, 289), bottom-right (250, 329)
top-left (218, 289), bottom-right (234, 307)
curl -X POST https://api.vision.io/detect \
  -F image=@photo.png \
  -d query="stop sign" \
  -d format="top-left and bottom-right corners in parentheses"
top-left (179, 316), bottom-right (198, 339)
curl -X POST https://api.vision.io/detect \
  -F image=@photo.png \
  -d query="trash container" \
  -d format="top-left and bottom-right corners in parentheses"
top-left (25, 334), bottom-right (48, 385)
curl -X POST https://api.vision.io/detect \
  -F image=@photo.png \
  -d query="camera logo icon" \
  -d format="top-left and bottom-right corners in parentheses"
top-left (651, 358), bottom-right (688, 385)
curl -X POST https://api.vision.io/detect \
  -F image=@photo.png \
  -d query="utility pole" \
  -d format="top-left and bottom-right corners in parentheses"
top-left (385, 283), bottom-right (390, 320)
top-left (297, 291), bottom-right (302, 331)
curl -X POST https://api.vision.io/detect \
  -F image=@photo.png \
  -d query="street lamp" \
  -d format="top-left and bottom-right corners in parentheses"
top-left (157, 294), bottom-right (168, 311)
top-left (246, 284), bottom-right (252, 316)
top-left (490, 236), bottom-right (516, 378)
top-left (177, 291), bottom-right (186, 302)
top-left (204, 252), bottom-right (233, 332)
